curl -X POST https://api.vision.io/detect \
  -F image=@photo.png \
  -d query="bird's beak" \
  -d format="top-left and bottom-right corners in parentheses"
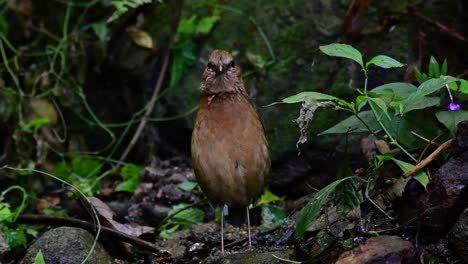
top-left (215, 65), bottom-right (224, 75)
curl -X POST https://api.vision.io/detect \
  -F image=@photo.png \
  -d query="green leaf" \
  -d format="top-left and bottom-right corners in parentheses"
top-left (280, 91), bottom-right (339, 104)
top-left (120, 163), bottom-right (143, 180)
top-left (319, 110), bottom-right (380, 135)
top-left (369, 97), bottom-right (391, 121)
top-left (371, 82), bottom-right (417, 98)
top-left (159, 224), bottom-right (180, 239)
top-left (459, 79), bottom-right (468, 94)
top-left (54, 162), bottom-right (73, 183)
top-left (91, 22), bottom-right (108, 41)
top-left (21, 118), bottom-right (49, 133)
top-left (71, 157), bottom-right (102, 178)
top-left (169, 204), bottom-right (204, 229)
top-left (402, 76), bottom-right (458, 112)
top-left (177, 15), bottom-right (197, 40)
top-left (392, 158), bottom-right (429, 188)
top-left (256, 189), bottom-right (285, 207)
top-left (195, 15), bottom-right (220, 34)
top-left (4, 224), bottom-right (27, 248)
top-left (441, 59), bottom-right (448, 76)
top-left (381, 111), bottom-right (442, 149)
top-left (108, 0), bottom-right (152, 22)
top-left (294, 176), bottom-right (355, 237)
top-left (115, 163), bottom-right (142, 193)
top-left (177, 181), bottom-right (198, 191)
top-left (259, 204), bottom-right (286, 232)
top-left (319, 43), bottom-right (363, 68)
top-left (169, 40), bottom-right (197, 88)
top-left (33, 250), bottom-right (46, 264)
top-left (366, 55), bottom-right (404, 70)
top-left (401, 96), bottom-right (440, 114)
top-left (428, 56), bottom-right (440, 78)
top-left (0, 204), bottom-right (13, 222)
top-left (355, 95), bottom-right (368, 111)
top-left (115, 177), bottom-right (139, 193)
top-left (435, 110), bottom-right (468, 135)
top-left (414, 66), bottom-right (427, 83)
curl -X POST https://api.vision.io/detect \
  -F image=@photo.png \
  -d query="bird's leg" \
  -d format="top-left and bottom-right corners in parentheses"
top-left (246, 206), bottom-right (252, 248)
top-left (221, 205), bottom-right (225, 255)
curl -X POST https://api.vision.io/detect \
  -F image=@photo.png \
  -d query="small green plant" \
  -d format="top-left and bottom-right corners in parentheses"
top-left (0, 186), bottom-right (36, 251)
top-left (282, 43), bottom-right (468, 237)
top-left (158, 204), bottom-right (205, 239)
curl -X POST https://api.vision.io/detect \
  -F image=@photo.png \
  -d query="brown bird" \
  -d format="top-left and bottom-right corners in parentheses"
top-left (191, 50), bottom-right (270, 254)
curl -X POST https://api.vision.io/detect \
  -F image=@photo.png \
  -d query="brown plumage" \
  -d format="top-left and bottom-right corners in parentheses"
top-left (191, 50), bottom-right (270, 254)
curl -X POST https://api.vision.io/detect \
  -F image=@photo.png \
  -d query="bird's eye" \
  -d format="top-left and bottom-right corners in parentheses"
top-left (207, 62), bottom-right (216, 70)
top-left (229, 61), bottom-right (235, 68)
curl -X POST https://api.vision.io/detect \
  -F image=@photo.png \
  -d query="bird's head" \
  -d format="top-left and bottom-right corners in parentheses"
top-left (201, 50), bottom-right (246, 94)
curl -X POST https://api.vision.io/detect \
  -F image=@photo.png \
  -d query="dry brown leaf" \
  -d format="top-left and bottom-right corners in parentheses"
top-left (88, 197), bottom-right (154, 237)
top-left (126, 26), bottom-right (154, 49)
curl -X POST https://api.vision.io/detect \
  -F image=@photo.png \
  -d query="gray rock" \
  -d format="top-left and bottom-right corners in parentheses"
top-left (23, 226), bottom-right (113, 264)
top-left (336, 235), bottom-right (416, 264)
top-left (202, 249), bottom-right (296, 264)
top-left (449, 208), bottom-right (468, 260)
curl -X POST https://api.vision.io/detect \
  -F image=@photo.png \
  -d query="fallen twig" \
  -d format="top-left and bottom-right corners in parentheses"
top-left (403, 138), bottom-right (453, 178)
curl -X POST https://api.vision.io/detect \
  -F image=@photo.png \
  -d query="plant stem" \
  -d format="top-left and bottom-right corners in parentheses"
top-left (363, 72), bottom-right (417, 162)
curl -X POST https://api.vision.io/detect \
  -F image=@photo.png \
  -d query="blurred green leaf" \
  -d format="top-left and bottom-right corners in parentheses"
top-left (3, 224), bottom-right (27, 248)
top-left (177, 182), bottom-right (198, 191)
top-left (33, 250), bottom-right (46, 264)
top-left (54, 162), bottom-right (73, 182)
top-left (177, 15), bottom-right (197, 39)
top-left (170, 40), bottom-right (196, 88)
top-left (169, 204), bottom-right (204, 229)
top-left (195, 15), bottom-right (220, 34)
top-left (115, 177), bottom-right (139, 193)
top-left (259, 204), bottom-right (286, 232)
top-left (366, 55), bottom-right (404, 70)
top-left (294, 176), bottom-right (355, 237)
top-left (0, 87), bottom-right (19, 121)
top-left (256, 189), bottom-right (285, 207)
top-left (108, 0), bottom-right (152, 22)
top-left (71, 157), bottom-right (102, 178)
top-left (91, 22), bottom-right (108, 41)
top-left (159, 224), bottom-right (180, 239)
top-left (319, 43), bottom-right (363, 68)
top-left (120, 163), bottom-right (142, 180)
top-left (115, 163), bottom-right (142, 193)
top-left (435, 110), bottom-right (468, 135)
top-left (0, 204), bottom-right (13, 223)
top-left (21, 118), bottom-right (49, 133)
top-left (0, 16), bottom-right (9, 34)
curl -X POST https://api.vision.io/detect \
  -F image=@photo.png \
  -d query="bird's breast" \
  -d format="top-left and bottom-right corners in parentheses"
top-left (191, 93), bottom-right (270, 207)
